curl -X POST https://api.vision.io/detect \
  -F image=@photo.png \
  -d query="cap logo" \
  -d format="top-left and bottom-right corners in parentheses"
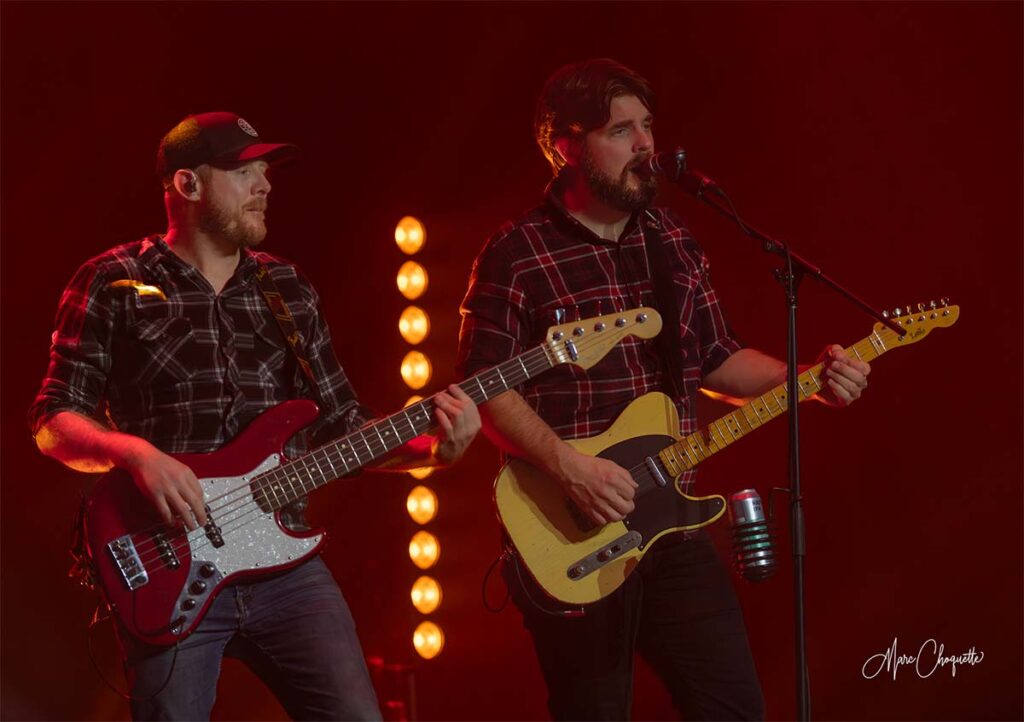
top-left (237, 118), bottom-right (259, 137)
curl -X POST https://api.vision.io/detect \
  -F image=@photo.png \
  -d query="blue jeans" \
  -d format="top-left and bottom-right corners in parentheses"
top-left (120, 556), bottom-right (381, 721)
top-left (506, 533), bottom-right (764, 721)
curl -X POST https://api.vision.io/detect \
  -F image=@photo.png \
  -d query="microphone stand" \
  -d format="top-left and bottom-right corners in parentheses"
top-left (661, 160), bottom-right (904, 721)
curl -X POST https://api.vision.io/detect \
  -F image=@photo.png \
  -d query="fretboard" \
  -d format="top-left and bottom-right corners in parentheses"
top-left (253, 343), bottom-right (557, 511)
top-left (657, 325), bottom-right (901, 477)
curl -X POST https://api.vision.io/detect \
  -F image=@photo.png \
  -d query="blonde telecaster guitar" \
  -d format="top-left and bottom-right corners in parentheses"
top-left (495, 302), bottom-right (960, 605)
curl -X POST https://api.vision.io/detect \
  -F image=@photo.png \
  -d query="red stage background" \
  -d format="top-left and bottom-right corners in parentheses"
top-left (2, 3), bottom-right (1021, 720)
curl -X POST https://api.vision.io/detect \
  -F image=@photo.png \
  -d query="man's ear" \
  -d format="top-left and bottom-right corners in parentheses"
top-left (172, 169), bottom-right (201, 200)
top-left (553, 136), bottom-right (582, 168)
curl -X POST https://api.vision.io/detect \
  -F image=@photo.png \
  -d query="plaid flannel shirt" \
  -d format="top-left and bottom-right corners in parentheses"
top-left (456, 192), bottom-right (742, 485)
top-left (29, 236), bottom-right (373, 527)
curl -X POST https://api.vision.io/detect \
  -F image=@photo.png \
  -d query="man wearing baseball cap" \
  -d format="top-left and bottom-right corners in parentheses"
top-left (29, 113), bottom-right (480, 720)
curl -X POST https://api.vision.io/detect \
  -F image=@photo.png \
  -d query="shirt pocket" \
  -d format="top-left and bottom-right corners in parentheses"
top-left (235, 317), bottom-right (289, 384)
top-left (122, 316), bottom-right (197, 385)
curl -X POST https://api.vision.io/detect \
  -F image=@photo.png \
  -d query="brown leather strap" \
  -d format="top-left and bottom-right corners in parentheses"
top-left (254, 263), bottom-right (320, 399)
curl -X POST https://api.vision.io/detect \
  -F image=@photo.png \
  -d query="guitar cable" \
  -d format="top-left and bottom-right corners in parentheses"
top-left (481, 550), bottom-right (510, 613)
top-left (85, 601), bottom-right (180, 701)
top-left (506, 547), bottom-right (587, 618)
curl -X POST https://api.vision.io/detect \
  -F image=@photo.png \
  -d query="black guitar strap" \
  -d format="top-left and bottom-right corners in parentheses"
top-left (639, 210), bottom-right (686, 400)
top-left (254, 263), bottom-right (321, 401)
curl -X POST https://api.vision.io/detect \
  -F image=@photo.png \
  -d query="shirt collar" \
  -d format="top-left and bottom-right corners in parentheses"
top-left (543, 181), bottom-right (643, 246)
top-left (139, 234), bottom-right (260, 284)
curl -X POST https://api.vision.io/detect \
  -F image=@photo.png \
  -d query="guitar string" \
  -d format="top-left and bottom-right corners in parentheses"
top-left (176, 348), bottom-right (844, 563)
top-left (130, 324), bottom-right (645, 565)
top-left (126, 322), bottom-right (909, 572)
top-left (126, 344), bottom-right (552, 567)
top-left (131, 330), bottom-right (882, 569)
top-left (125, 325), bottom-right (643, 566)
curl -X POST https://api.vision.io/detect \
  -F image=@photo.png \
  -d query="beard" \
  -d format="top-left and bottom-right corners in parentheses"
top-left (580, 147), bottom-right (658, 212)
top-left (198, 197), bottom-right (267, 248)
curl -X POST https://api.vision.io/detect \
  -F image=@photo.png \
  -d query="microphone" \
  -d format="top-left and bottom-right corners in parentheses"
top-left (728, 489), bottom-right (777, 582)
top-left (638, 147), bottom-right (720, 199)
top-left (637, 148), bottom-right (688, 180)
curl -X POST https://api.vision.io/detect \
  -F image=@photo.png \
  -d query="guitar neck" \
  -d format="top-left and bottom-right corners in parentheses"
top-left (657, 326), bottom-right (899, 477)
top-left (256, 344), bottom-right (557, 510)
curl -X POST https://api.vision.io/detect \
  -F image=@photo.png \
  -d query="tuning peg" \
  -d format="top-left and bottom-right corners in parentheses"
top-left (929, 300), bottom-right (937, 309)
top-left (940, 297), bottom-right (949, 306)
top-left (917, 302), bottom-right (926, 312)
top-left (882, 310), bottom-right (889, 319)
top-left (892, 307), bottom-right (903, 316)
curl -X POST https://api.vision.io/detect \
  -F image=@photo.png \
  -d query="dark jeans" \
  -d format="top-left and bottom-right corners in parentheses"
top-left (507, 534), bottom-right (764, 721)
top-left (120, 556), bottom-right (381, 721)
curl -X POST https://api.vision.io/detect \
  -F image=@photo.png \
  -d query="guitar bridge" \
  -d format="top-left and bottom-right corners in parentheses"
top-left (108, 534), bottom-right (149, 590)
top-left (566, 531), bottom-right (642, 581)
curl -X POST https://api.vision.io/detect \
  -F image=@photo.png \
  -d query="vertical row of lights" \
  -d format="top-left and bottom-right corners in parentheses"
top-left (395, 216), bottom-right (445, 661)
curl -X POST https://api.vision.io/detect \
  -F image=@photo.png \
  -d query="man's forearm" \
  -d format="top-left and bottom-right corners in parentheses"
top-left (34, 410), bottom-right (151, 474)
top-left (478, 390), bottom-right (574, 482)
top-left (701, 348), bottom-right (787, 401)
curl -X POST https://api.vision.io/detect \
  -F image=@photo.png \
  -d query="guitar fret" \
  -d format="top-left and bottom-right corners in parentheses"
top-left (385, 416), bottom-right (404, 447)
top-left (688, 435), bottom-right (707, 461)
top-left (309, 454), bottom-right (327, 486)
top-left (265, 472), bottom-right (284, 509)
top-left (518, 356), bottom-right (529, 380)
top-left (402, 409), bottom-right (418, 438)
top-left (712, 419), bottom-right (729, 448)
top-left (320, 449), bottom-right (340, 480)
top-left (354, 432), bottom-right (373, 464)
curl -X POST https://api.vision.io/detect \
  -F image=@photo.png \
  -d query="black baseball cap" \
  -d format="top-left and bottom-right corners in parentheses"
top-left (156, 112), bottom-right (299, 177)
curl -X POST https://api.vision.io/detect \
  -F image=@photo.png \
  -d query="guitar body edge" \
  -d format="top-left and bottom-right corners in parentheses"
top-left (495, 392), bottom-right (726, 606)
top-left (84, 400), bottom-right (327, 647)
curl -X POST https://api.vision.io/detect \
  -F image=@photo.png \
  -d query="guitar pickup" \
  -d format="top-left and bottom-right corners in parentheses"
top-left (154, 532), bottom-right (180, 569)
top-left (202, 505), bottom-right (224, 548)
top-left (566, 531), bottom-right (642, 581)
top-left (108, 534), bottom-right (149, 590)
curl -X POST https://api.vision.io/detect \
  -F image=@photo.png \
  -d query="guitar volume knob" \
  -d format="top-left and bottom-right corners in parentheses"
top-left (190, 580), bottom-right (207, 595)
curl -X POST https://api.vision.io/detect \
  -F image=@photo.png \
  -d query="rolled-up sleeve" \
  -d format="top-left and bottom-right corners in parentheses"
top-left (456, 235), bottom-right (532, 383)
top-left (692, 249), bottom-right (743, 378)
top-left (28, 262), bottom-right (114, 435)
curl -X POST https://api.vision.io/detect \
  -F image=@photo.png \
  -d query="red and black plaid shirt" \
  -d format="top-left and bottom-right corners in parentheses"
top-left (457, 192), bottom-right (742, 483)
top-left (29, 235), bottom-right (372, 459)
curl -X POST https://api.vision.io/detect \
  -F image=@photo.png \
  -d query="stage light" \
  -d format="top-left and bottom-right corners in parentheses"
top-left (396, 261), bottom-right (428, 300)
top-left (407, 485), bottom-right (438, 524)
top-left (410, 576), bottom-right (442, 614)
top-left (395, 216), bottom-right (425, 255)
top-left (412, 621), bottom-right (444, 659)
top-left (400, 351), bottom-right (432, 390)
top-left (409, 530), bottom-right (440, 569)
top-left (398, 306), bottom-right (430, 345)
